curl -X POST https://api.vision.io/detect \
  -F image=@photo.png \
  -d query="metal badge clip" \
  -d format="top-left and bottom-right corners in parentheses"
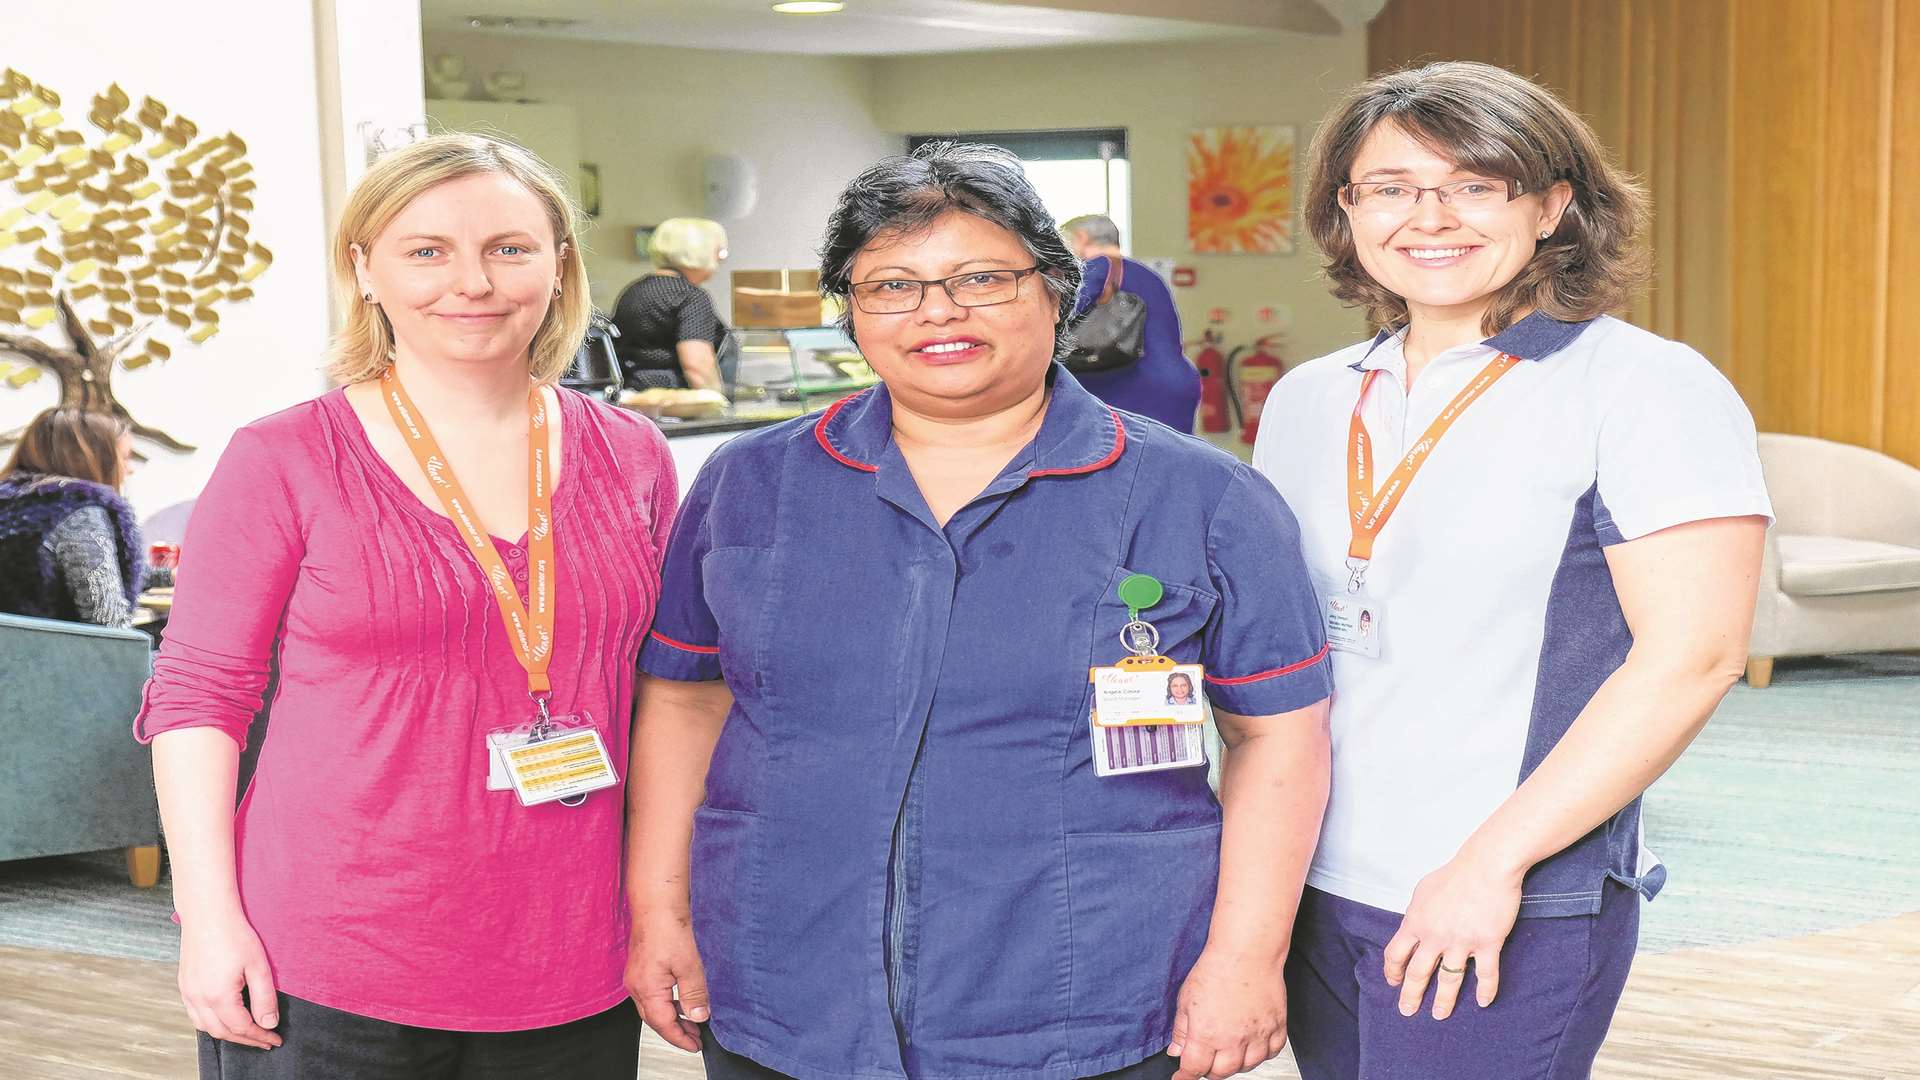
top-left (1345, 557), bottom-right (1370, 595)
top-left (529, 693), bottom-right (554, 742)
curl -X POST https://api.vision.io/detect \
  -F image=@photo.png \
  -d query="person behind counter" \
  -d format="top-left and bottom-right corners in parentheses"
top-left (136, 132), bottom-right (677, 1078)
top-left (1061, 214), bottom-right (1203, 434)
top-left (611, 216), bottom-right (731, 391)
top-left (626, 141), bottom-right (1334, 1080)
top-left (1256, 61), bottom-right (1771, 1080)
top-left (0, 407), bottom-right (143, 627)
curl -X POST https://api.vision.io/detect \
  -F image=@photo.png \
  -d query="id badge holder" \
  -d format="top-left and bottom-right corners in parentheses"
top-left (485, 700), bottom-right (618, 807)
top-left (1319, 563), bottom-right (1384, 659)
top-left (1088, 574), bottom-right (1209, 778)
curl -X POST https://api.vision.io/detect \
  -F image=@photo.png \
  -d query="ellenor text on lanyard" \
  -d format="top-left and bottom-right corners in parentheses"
top-left (1345, 352), bottom-right (1521, 593)
top-left (380, 369), bottom-right (557, 702)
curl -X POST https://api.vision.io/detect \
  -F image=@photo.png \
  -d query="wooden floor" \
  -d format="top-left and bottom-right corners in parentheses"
top-left (5, 914), bottom-right (1917, 1079)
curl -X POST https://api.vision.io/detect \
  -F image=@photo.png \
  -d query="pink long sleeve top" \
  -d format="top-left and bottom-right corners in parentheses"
top-left (135, 386), bottom-right (676, 1031)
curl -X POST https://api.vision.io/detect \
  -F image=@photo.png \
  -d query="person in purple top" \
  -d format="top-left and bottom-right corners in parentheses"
top-left (1063, 215), bottom-right (1202, 433)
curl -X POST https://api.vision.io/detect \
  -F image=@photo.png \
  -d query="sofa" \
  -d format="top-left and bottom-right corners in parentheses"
top-left (1747, 433), bottom-right (1920, 686)
top-left (0, 612), bottom-right (161, 885)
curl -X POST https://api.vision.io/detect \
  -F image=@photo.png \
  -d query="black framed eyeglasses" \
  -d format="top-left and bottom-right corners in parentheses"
top-left (849, 266), bottom-right (1041, 314)
top-left (1339, 177), bottom-right (1524, 212)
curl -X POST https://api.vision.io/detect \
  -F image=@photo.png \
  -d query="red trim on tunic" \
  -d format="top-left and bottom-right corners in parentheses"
top-left (650, 630), bottom-right (720, 655)
top-left (1203, 643), bottom-right (1330, 686)
top-left (813, 392), bottom-right (881, 473)
top-left (1029, 409), bottom-right (1127, 477)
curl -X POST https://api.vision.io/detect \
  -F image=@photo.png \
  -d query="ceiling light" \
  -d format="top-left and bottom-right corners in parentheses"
top-left (771, 1), bottom-right (845, 13)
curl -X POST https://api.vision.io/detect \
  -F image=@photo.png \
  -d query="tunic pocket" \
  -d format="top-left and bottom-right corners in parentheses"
top-left (689, 805), bottom-right (762, 1015)
top-left (1091, 566), bottom-right (1217, 668)
top-left (1065, 822), bottom-right (1222, 1049)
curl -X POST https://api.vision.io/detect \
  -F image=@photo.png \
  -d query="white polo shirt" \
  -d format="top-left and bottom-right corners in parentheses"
top-left (1254, 313), bottom-right (1772, 916)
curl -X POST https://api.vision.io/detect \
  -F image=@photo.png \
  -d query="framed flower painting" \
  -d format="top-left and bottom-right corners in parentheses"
top-left (1187, 126), bottom-right (1295, 254)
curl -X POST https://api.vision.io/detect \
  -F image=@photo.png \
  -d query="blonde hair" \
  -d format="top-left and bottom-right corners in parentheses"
top-left (326, 133), bottom-right (591, 384)
top-left (648, 217), bottom-right (728, 272)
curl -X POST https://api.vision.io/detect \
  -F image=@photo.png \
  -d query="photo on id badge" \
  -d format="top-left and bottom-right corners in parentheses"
top-left (1091, 663), bottom-right (1208, 777)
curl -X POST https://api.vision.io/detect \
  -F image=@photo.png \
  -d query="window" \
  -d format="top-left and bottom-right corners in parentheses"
top-left (906, 129), bottom-right (1131, 251)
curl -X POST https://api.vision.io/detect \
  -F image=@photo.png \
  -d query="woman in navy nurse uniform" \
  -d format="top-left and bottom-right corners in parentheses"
top-left (625, 143), bottom-right (1334, 1080)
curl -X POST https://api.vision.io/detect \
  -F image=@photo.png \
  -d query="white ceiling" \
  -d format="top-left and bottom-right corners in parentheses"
top-left (418, 0), bottom-right (1356, 57)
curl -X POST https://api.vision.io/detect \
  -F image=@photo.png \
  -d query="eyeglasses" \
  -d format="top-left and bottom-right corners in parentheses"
top-left (849, 267), bottom-right (1041, 314)
top-left (1339, 177), bottom-right (1523, 213)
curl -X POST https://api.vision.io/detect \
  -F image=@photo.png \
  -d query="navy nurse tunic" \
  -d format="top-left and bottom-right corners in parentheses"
top-left (640, 369), bottom-right (1331, 1080)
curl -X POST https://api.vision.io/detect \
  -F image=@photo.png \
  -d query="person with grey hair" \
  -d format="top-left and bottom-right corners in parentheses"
top-left (610, 216), bottom-right (730, 390)
top-left (1061, 213), bottom-right (1201, 433)
top-left (626, 142), bottom-right (1333, 1080)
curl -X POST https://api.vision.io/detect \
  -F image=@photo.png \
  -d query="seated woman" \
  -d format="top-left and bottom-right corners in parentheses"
top-left (611, 216), bottom-right (731, 390)
top-left (627, 142), bottom-right (1334, 1080)
top-left (0, 408), bottom-right (143, 627)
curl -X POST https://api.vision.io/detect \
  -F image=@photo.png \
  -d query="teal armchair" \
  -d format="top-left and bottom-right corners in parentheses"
top-left (0, 612), bottom-right (161, 886)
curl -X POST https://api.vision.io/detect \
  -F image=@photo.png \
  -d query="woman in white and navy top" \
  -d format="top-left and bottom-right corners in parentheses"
top-left (1256, 61), bottom-right (1772, 1080)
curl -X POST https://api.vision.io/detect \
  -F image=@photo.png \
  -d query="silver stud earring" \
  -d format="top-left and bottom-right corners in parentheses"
top-left (1539, 231), bottom-right (1551, 240)
top-left (363, 292), bottom-right (375, 303)
top-left (552, 283), bottom-right (562, 298)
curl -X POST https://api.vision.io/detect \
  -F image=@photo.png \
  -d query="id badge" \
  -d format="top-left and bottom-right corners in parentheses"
top-left (1319, 578), bottom-right (1384, 659)
top-left (485, 712), bottom-right (619, 807)
top-left (1088, 657), bottom-right (1208, 777)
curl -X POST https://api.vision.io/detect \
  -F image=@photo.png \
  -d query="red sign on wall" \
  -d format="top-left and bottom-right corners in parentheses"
top-left (1171, 266), bottom-right (1197, 287)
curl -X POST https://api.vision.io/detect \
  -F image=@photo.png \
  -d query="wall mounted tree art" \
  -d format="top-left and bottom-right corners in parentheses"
top-left (0, 69), bottom-right (271, 451)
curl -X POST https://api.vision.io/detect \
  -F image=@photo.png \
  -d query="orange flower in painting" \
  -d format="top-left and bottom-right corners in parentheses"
top-left (1188, 126), bottom-right (1295, 254)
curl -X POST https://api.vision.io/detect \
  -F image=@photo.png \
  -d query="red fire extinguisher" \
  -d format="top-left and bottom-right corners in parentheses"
top-left (1227, 334), bottom-right (1286, 445)
top-left (1192, 329), bottom-right (1235, 434)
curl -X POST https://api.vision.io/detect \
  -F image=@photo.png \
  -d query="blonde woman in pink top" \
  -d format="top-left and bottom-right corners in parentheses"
top-left (136, 134), bottom-right (675, 1078)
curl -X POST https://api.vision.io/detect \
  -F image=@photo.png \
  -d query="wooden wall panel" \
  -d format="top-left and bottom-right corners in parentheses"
top-left (1888, 0), bottom-right (1920, 467)
top-left (1671, 0), bottom-right (1731, 378)
top-left (1527, 0), bottom-right (1582, 100)
top-left (1733, 0), bottom-right (1826, 439)
top-left (1814, 0), bottom-right (1892, 449)
top-left (1369, 0), bottom-right (1919, 466)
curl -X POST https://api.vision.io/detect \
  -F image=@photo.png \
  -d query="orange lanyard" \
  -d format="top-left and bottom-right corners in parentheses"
top-left (1345, 352), bottom-right (1521, 591)
top-left (381, 370), bottom-right (557, 697)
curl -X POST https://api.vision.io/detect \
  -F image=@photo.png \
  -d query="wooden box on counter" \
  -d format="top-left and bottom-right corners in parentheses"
top-left (731, 268), bottom-right (827, 328)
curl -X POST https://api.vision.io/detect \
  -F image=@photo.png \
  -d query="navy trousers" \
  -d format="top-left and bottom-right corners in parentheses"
top-left (1285, 880), bottom-right (1639, 1080)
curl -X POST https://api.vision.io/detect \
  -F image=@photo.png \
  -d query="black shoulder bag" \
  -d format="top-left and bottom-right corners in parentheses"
top-left (1062, 256), bottom-right (1148, 375)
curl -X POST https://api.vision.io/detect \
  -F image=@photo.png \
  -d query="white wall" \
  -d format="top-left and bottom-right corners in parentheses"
top-left (3, 0), bottom-right (423, 516)
top-left (420, 30), bottom-right (897, 317)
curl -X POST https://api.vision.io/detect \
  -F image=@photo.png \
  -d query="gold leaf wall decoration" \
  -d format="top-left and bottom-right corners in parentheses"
top-left (0, 71), bottom-right (270, 450)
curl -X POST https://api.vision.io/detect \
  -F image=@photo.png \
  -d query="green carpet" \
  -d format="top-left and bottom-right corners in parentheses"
top-left (3, 653), bottom-right (1915, 963)
top-left (1638, 651), bottom-right (1920, 953)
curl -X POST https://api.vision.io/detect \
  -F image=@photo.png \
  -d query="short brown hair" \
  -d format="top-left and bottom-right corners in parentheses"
top-left (1, 408), bottom-right (131, 489)
top-left (1303, 61), bottom-right (1651, 334)
top-left (326, 133), bottom-right (591, 385)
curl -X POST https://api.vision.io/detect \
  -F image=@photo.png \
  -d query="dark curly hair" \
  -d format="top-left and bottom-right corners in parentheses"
top-left (819, 142), bottom-right (1082, 357)
top-left (1303, 61), bottom-right (1651, 335)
